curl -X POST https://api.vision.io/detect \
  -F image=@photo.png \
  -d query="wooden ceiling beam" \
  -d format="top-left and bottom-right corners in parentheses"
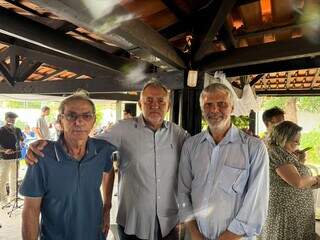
top-left (0, 71), bottom-right (183, 94)
top-left (0, 7), bottom-right (140, 75)
top-left (200, 38), bottom-right (320, 74)
top-left (12, 45), bottom-right (116, 78)
top-left (194, 0), bottom-right (237, 61)
top-left (29, 0), bottom-right (185, 70)
top-left (249, 74), bottom-right (264, 86)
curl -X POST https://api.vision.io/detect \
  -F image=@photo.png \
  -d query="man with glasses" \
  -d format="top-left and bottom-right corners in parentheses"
top-left (20, 92), bottom-right (115, 240)
top-left (26, 81), bottom-right (189, 240)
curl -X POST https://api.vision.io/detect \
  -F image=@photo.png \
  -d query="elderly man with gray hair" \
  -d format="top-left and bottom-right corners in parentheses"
top-left (178, 83), bottom-right (269, 240)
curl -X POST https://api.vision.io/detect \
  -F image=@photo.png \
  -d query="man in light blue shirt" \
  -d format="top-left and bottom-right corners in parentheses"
top-left (178, 83), bottom-right (269, 240)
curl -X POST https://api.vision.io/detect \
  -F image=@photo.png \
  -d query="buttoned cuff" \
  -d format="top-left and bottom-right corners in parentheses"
top-left (227, 219), bottom-right (259, 237)
top-left (178, 198), bottom-right (195, 223)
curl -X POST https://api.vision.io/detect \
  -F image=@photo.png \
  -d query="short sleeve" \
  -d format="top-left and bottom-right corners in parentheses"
top-left (103, 144), bottom-right (116, 172)
top-left (95, 122), bottom-right (122, 148)
top-left (19, 162), bottom-right (46, 197)
top-left (268, 146), bottom-right (294, 169)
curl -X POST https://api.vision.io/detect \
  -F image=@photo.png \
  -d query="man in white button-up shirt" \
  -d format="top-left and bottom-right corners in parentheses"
top-left (100, 81), bottom-right (189, 240)
top-left (178, 83), bottom-right (269, 240)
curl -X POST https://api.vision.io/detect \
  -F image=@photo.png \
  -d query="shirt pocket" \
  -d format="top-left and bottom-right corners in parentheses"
top-left (218, 165), bottom-right (248, 195)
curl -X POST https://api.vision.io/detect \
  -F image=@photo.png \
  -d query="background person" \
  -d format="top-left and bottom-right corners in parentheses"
top-left (262, 107), bottom-right (285, 142)
top-left (20, 92), bottom-right (115, 240)
top-left (262, 107), bottom-right (307, 162)
top-left (260, 121), bottom-right (320, 240)
top-left (35, 106), bottom-right (51, 140)
top-left (0, 112), bottom-right (24, 203)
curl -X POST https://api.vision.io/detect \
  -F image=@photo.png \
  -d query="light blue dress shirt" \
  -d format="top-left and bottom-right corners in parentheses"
top-left (178, 126), bottom-right (269, 240)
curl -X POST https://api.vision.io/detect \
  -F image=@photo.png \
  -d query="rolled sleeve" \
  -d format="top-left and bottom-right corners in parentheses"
top-left (178, 140), bottom-right (194, 222)
top-left (227, 141), bottom-right (269, 237)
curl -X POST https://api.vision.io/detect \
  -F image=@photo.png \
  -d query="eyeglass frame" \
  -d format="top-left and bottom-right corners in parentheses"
top-left (60, 112), bottom-right (95, 122)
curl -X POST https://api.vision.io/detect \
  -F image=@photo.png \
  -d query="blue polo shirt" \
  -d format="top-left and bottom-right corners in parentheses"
top-left (20, 137), bottom-right (115, 240)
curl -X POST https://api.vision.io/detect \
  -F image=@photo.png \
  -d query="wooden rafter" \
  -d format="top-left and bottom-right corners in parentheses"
top-left (0, 7), bottom-right (141, 75)
top-left (194, 0), bottom-right (237, 61)
top-left (200, 37), bottom-right (320, 74)
top-left (29, 0), bottom-right (185, 70)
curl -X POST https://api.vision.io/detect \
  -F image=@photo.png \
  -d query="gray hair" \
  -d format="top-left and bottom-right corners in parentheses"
top-left (140, 80), bottom-right (169, 100)
top-left (269, 121), bottom-right (302, 148)
top-left (199, 83), bottom-right (234, 110)
top-left (58, 90), bottom-right (96, 115)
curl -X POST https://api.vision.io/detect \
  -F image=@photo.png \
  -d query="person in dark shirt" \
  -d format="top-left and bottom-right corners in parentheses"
top-left (0, 112), bottom-right (24, 203)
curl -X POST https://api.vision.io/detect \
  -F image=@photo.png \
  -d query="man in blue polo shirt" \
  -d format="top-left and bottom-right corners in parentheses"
top-left (20, 91), bottom-right (115, 240)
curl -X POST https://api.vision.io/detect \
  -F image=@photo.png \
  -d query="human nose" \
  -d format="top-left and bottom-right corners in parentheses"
top-left (150, 99), bottom-right (160, 108)
top-left (74, 115), bottom-right (86, 125)
top-left (208, 104), bottom-right (219, 113)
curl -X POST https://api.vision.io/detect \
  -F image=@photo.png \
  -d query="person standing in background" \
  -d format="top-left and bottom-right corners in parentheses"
top-left (0, 112), bottom-right (24, 203)
top-left (35, 106), bottom-right (51, 140)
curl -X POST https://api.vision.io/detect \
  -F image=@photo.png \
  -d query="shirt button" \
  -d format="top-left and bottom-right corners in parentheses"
top-left (156, 162), bottom-right (159, 166)
top-left (157, 179), bottom-right (160, 182)
top-left (158, 196), bottom-right (161, 199)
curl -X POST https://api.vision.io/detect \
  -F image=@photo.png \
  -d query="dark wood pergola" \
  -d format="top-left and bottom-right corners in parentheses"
top-left (0, 0), bottom-right (319, 134)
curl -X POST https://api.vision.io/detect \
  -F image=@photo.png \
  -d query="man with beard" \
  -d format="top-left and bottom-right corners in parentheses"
top-left (178, 83), bottom-right (269, 240)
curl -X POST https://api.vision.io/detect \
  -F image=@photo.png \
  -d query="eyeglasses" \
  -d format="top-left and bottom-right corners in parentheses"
top-left (61, 112), bottom-right (95, 122)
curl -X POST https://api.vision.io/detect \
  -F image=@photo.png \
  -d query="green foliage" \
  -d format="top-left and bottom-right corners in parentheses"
top-left (262, 96), bottom-right (320, 113)
top-left (301, 131), bottom-right (320, 165)
top-left (261, 96), bottom-right (288, 110)
top-left (4, 101), bottom-right (25, 108)
top-left (15, 119), bottom-right (27, 130)
top-left (95, 103), bottom-right (105, 126)
top-left (231, 115), bottom-right (250, 129)
top-left (297, 97), bottom-right (320, 113)
top-left (26, 102), bottom-right (41, 109)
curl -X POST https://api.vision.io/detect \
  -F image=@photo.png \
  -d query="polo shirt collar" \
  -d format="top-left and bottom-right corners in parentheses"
top-left (54, 135), bottom-right (97, 162)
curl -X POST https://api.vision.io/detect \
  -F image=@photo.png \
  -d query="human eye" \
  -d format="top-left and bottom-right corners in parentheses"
top-left (158, 98), bottom-right (165, 104)
top-left (66, 113), bottom-right (77, 121)
top-left (146, 97), bottom-right (153, 103)
top-left (217, 102), bottom-right (227, 108)
top-left (82, 113), bottom-right (94, 121)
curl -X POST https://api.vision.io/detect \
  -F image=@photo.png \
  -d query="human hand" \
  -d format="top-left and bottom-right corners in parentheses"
top-left (218, 230), bottom-right (242, 240)
top-left (102, 205), bottom-right (111, 237)
top-left (190, 229), bottom-right (205, 240)
top-left (4, 149), bottom-right (14, 155)
top-left (294, 150), bottom-right (306, 163)
top-left (26, 140), bottom-right (48, 165)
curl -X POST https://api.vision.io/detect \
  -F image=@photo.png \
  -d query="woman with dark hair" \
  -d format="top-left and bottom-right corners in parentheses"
top-left (261, 121), bottom-right (320, 240)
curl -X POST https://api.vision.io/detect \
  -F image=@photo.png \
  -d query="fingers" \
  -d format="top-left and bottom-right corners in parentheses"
top-left (102, 225), bottom-right (109, 237)
top-left (26, 140), bottom-right (48, 165)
